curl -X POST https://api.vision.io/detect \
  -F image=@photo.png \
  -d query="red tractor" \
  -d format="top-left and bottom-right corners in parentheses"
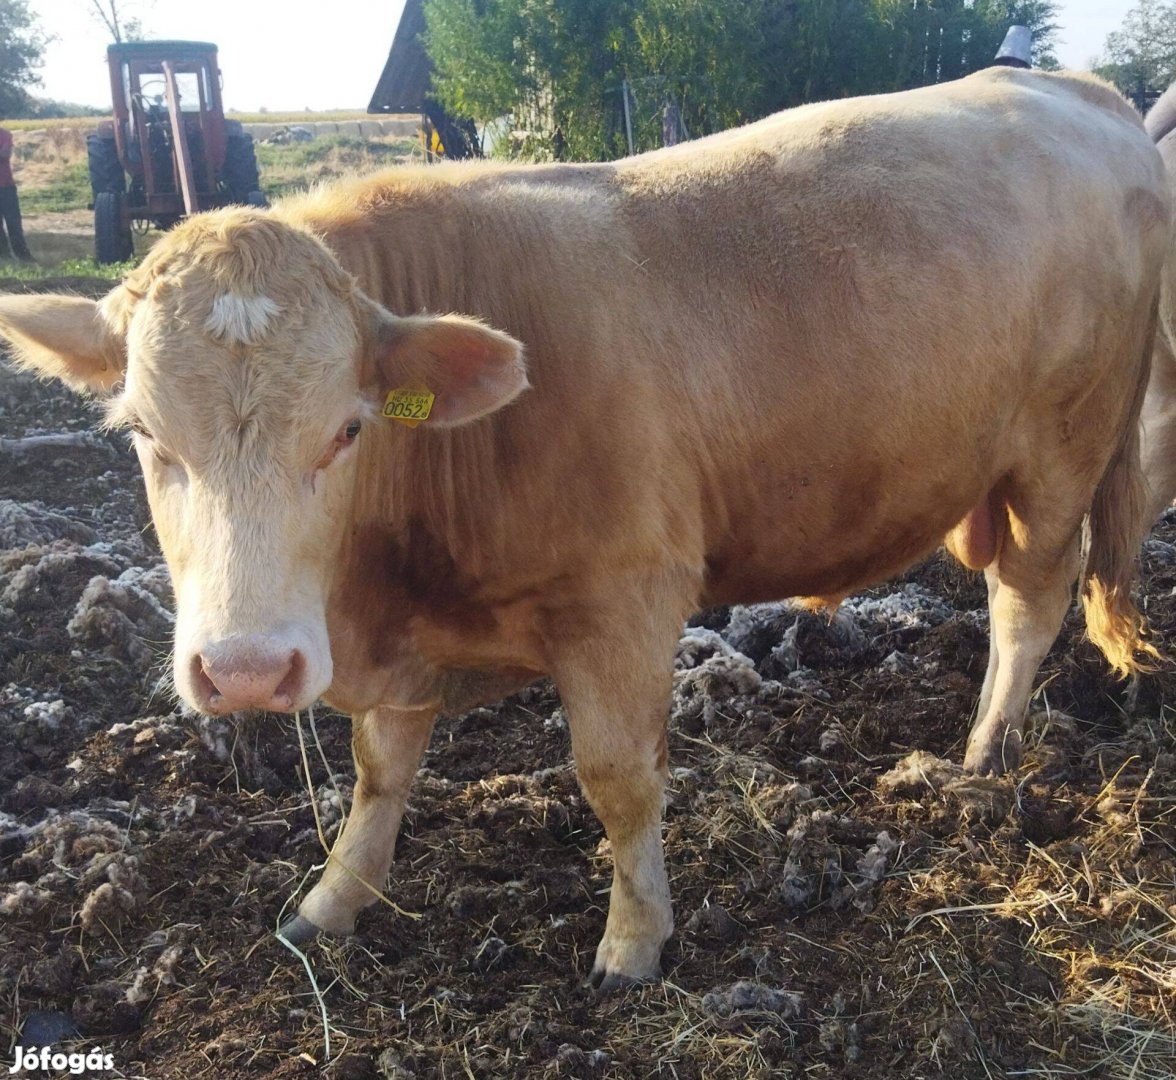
top-left (87, 41), bottom-right (264, 264)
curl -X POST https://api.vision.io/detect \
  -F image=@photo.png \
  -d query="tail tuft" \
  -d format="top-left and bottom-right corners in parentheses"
top-left (1081, 350), bottom-right (1164, 678)
top-left (1081, 576), bottom-right (1160, 678)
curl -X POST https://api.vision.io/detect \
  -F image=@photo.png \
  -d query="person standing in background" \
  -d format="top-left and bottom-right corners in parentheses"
top-left (0, 127), bottom-right (34, 262)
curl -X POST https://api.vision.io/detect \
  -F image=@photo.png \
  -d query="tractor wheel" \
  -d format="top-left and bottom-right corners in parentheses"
top-left (221, 134), bottom-right (263, 204)
top-left (87, 134), bottom-right (125, 199)
top-left (94, 192), bottom-right (133, 265)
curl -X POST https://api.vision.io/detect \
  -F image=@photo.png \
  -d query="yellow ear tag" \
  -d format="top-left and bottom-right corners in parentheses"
top-left (383, 387), bottom-right (436, 428)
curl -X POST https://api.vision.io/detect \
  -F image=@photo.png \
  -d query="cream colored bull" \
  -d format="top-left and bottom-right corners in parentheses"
top-left (0, 67), bottom-right (1167, 989)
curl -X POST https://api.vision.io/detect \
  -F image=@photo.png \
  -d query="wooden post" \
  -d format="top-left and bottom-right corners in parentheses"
top-left (161, 61), bottom-right (199, 215)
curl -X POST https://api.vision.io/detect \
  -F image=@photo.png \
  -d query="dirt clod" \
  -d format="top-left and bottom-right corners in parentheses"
top-left (684, 902), bottom-right (742, 943)
top-left (702, 980), bottom-right (804, 1021)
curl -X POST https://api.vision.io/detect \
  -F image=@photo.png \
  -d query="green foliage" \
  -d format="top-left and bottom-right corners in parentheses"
top-left (423, 0), bottom-right (1060, 161)
top-left (1094, 0), bottom-right (1176, 102)
top-left (0, 0), bottom-right (46, 118)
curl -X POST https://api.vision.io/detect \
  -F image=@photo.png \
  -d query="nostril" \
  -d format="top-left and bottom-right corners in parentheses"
top-left (191, 654), bottom-right (223, 706)
top-left (274, 650), bottom-right (305, 705)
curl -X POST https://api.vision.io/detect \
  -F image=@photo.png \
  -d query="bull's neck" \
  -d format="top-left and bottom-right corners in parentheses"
top-left (289, 168), bottom-right (618, 584)
top-left (351, 412), bottom-right (516, 579)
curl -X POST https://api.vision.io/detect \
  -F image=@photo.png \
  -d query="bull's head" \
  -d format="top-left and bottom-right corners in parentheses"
top-left (0, 210), bottom-right (526, 714)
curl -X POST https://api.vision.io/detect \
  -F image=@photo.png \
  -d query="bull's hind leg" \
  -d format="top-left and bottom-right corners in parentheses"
top-left (548, 577), bottom-right (689, 990)
top-left (946, 492), bottom-right (1005, 728)
top-left (282, 705), bottom-right (436, 943)
top-left (965, 528), bottom-right (1081, 775)
top-left (975, 566), bottom-right (1001, 722)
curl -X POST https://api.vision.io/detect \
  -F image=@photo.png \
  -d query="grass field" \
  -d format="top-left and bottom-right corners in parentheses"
top-left (255, 133), bottom-right (419, 198)
top-left (0, 256), bottom-right (135, 281)
top-left (226, 110), bottom-right (385, 124)
top-left (19, 161), bottom-right (91, 216)
top-left (12, 128), bottom-right (418, 208)
top-left (3, 117), bottom-right (107, 132)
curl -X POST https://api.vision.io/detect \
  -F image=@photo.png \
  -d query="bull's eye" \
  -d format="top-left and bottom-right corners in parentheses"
top-left (311, 418), bottom-right (363, 476)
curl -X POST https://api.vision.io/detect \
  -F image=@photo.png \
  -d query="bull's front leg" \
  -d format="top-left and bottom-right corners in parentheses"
top-left (280, 704), bottom-right (436, 943)
top-left (548, 585), bottom-right (686, 990)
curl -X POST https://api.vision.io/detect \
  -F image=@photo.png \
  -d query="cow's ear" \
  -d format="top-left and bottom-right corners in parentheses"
top-left (0, 294), bottom-right (126, 394)
top-left (366, 308), bottom-right (528, 427)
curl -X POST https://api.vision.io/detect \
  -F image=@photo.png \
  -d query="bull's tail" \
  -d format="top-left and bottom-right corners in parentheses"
top-left (1081, 308), bottom-right (1162, 677)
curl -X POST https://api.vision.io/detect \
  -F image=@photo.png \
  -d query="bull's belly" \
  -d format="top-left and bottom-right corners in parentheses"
top-left (699, 485), bottom-right (985, 608)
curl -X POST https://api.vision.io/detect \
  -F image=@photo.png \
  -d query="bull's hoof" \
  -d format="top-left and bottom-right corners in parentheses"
top-left (963, 734), bottom-right (1021, 776)
top-left (964, 729), bottom-right (1020, 776)
top-left (587, 931), bottom-right (665, 993)
top-left (277, 915), bottom-right (322, 947)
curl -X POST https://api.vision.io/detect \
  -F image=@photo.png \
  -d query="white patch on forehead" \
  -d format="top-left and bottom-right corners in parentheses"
top-left (204, 292), bottom-right (282, 345)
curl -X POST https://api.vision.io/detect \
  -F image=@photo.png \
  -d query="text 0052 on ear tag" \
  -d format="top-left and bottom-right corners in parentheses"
top-left (383, 388), bottom-right (435, 428)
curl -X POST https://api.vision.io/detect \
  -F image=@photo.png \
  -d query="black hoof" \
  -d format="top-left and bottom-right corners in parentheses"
top-left (277, 915), bottom-right (322, 947)
top-left (587, 966), bottom-right (654, 994)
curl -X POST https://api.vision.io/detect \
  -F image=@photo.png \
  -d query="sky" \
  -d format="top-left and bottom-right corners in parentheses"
top-left (30, 0), bottom-right (1138, 114)
top-left (32, 0), bottom-right (410, 112)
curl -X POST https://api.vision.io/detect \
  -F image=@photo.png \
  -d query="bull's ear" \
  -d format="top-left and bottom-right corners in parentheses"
top-left (0, 294), bottom-right (126, 394)
top-left (366, 307), bottom-right (527, 427)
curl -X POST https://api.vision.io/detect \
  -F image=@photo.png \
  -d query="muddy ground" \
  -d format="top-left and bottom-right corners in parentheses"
top-left (1, 278), bottom-right (1174, 1080)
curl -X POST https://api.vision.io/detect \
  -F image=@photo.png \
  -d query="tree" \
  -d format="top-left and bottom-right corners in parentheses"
top-left (423, 0), bottom-right (1061, 161)
top-left (86, 0), bottom-right (148, 43)
top-left (1094, 0), bottom-right (1176, 104)
top-left (0, 0), bottom-right (45, 118)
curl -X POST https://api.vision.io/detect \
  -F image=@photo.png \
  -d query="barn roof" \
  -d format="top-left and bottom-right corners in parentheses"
top-left (368, 0), bottom-right (431, 113)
